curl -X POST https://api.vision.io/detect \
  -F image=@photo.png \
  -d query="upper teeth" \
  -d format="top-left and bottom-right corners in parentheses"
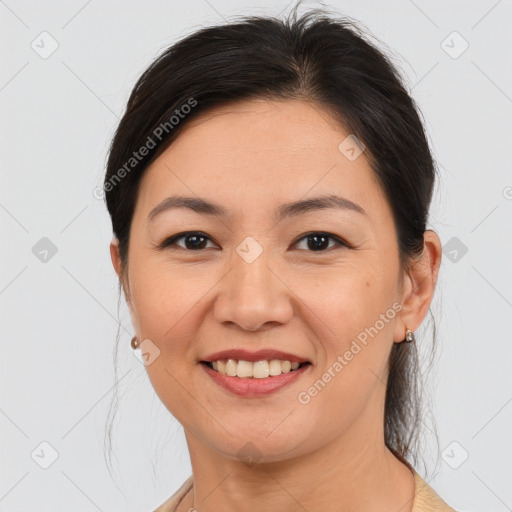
top-left (211, 359), bottom-right (301, 378)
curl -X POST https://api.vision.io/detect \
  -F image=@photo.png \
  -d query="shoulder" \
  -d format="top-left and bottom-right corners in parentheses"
top-left (411, 470), bottom-right (458, 512)
top-left (153, 475), bottom-right (193, 512)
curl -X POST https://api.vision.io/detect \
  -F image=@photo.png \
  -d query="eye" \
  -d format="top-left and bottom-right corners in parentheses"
top-left (159, 231), bottom-right (217, 251)
top-left (158, 231), bottom-right (350, 252)
top-left (293, 232), bottom-right (350, 252)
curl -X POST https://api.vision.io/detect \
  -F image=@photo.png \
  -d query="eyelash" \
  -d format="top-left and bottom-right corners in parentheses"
top-left (158, 231), bottom-right (351, 252)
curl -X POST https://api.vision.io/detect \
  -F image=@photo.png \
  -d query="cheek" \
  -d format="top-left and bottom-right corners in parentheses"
top-left (305, 263), bottom-right (397, 391)
top-left (309, 261), bottom-right (396, 336)
top-left (129, 261), bottom-right (202, 339)
top-left (130, 269), bottom-right (205, 419)
top-left (128, 260), bottom-right (221, 370)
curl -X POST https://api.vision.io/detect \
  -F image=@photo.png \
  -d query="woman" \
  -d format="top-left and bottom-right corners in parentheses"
top-left (104, 4), bottom-right (454, 511)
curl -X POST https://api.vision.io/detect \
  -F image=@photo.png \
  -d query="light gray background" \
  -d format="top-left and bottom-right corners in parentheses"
top-left (1, 0), bottom-right (511, 511)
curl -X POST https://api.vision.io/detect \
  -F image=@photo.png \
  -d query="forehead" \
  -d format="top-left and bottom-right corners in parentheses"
top-left (167, 98), bottom-right (362, 166)
top-left (135, 98), bottom-right (388, 224)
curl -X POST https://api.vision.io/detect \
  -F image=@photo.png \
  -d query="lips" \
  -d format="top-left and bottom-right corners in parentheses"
top-left (201, 359), bottom-right (311, 397)
top-left (202, 348), bottom-right (309, 363)
top-left (199, 348), bottom-right (312, 396)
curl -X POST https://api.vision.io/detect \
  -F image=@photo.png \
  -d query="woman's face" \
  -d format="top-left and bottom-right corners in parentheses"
top-left (113, 98), bottom-right (418, 463)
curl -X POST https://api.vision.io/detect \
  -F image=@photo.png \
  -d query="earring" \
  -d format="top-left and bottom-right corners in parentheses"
top-left (131, 336), bottom-right (140, 350)
top-left (404, 328), bottom-right (415, 343)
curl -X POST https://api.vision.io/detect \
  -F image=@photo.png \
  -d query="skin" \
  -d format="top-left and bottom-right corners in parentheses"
top-left (110, 98), bottom-right (442, 512)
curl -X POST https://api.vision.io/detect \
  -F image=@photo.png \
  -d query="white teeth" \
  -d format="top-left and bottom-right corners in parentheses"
top-left (281, 360), bottom-right (291, 373)
top-left (210, 358), bottom-right (305, 378)
top-left (225, 359), bottom-right (237, 377)
top-left (252, 360), bottom-right (270, 379)
top-left (237, 360), bottom-right (253, 378)
top-left (269, 359), bottom-right (282, 376)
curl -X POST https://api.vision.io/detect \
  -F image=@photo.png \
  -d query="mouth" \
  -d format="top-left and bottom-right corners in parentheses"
top-left (200, 358), bottom-right (312, 397)
top-left (199, 348), bottom-right (312, 396)
top-left (201, 359), bottom-right (312, 379)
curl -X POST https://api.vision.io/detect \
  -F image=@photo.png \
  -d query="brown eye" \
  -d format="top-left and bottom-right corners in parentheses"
top-left (294, 232), bottom-right (349, 252)
top-left (160, 231), bottom-right (215, 251)
top-left (159, 231), bottom-right (349, 252)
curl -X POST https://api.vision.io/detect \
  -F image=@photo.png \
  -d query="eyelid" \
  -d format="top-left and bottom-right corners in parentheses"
top-left (158, 231), bottom-right (217, 250)
top-left (158, 231), bottom-right (351, 251)
top-left (293, 231), bottom-right (351, 250)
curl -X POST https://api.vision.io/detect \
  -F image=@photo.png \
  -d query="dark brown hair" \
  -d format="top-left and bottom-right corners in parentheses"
top-left (103, 2), bottom-right (439, 477)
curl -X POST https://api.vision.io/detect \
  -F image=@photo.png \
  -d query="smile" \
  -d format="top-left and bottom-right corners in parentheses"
top-left (200, 359), bottom-right (312, 397)
top-left (203, 358), bottom-right (308, 378)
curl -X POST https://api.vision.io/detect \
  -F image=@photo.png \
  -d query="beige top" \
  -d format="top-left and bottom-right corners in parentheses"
top-left (154, 470), bottom-right (456, 511)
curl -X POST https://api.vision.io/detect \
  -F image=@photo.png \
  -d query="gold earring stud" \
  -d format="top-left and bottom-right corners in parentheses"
top-left (131, 336), bottom-right (140, 350)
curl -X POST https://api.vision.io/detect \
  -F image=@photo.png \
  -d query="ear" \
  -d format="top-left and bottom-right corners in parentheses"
top-left (393, 230), bottom-right (442, 343)
top-left (110, 237), bottom-right (133, 306)
top-left (109, 237), bottom-right (122, 277)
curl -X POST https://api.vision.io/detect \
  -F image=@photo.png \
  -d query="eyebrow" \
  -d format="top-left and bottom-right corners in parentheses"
top-left (147, 194), bottom-right (367, 224)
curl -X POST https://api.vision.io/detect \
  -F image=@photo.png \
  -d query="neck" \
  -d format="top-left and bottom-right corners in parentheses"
top-left (178, 412), bottom-right (415, 512)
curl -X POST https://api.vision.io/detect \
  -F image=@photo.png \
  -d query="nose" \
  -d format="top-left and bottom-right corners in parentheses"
top-left (213, 249), bottom-right (294, 332)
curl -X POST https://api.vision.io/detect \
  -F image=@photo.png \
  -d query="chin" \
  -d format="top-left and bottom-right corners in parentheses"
top-left (207, 426), bottom-right (314, 465)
